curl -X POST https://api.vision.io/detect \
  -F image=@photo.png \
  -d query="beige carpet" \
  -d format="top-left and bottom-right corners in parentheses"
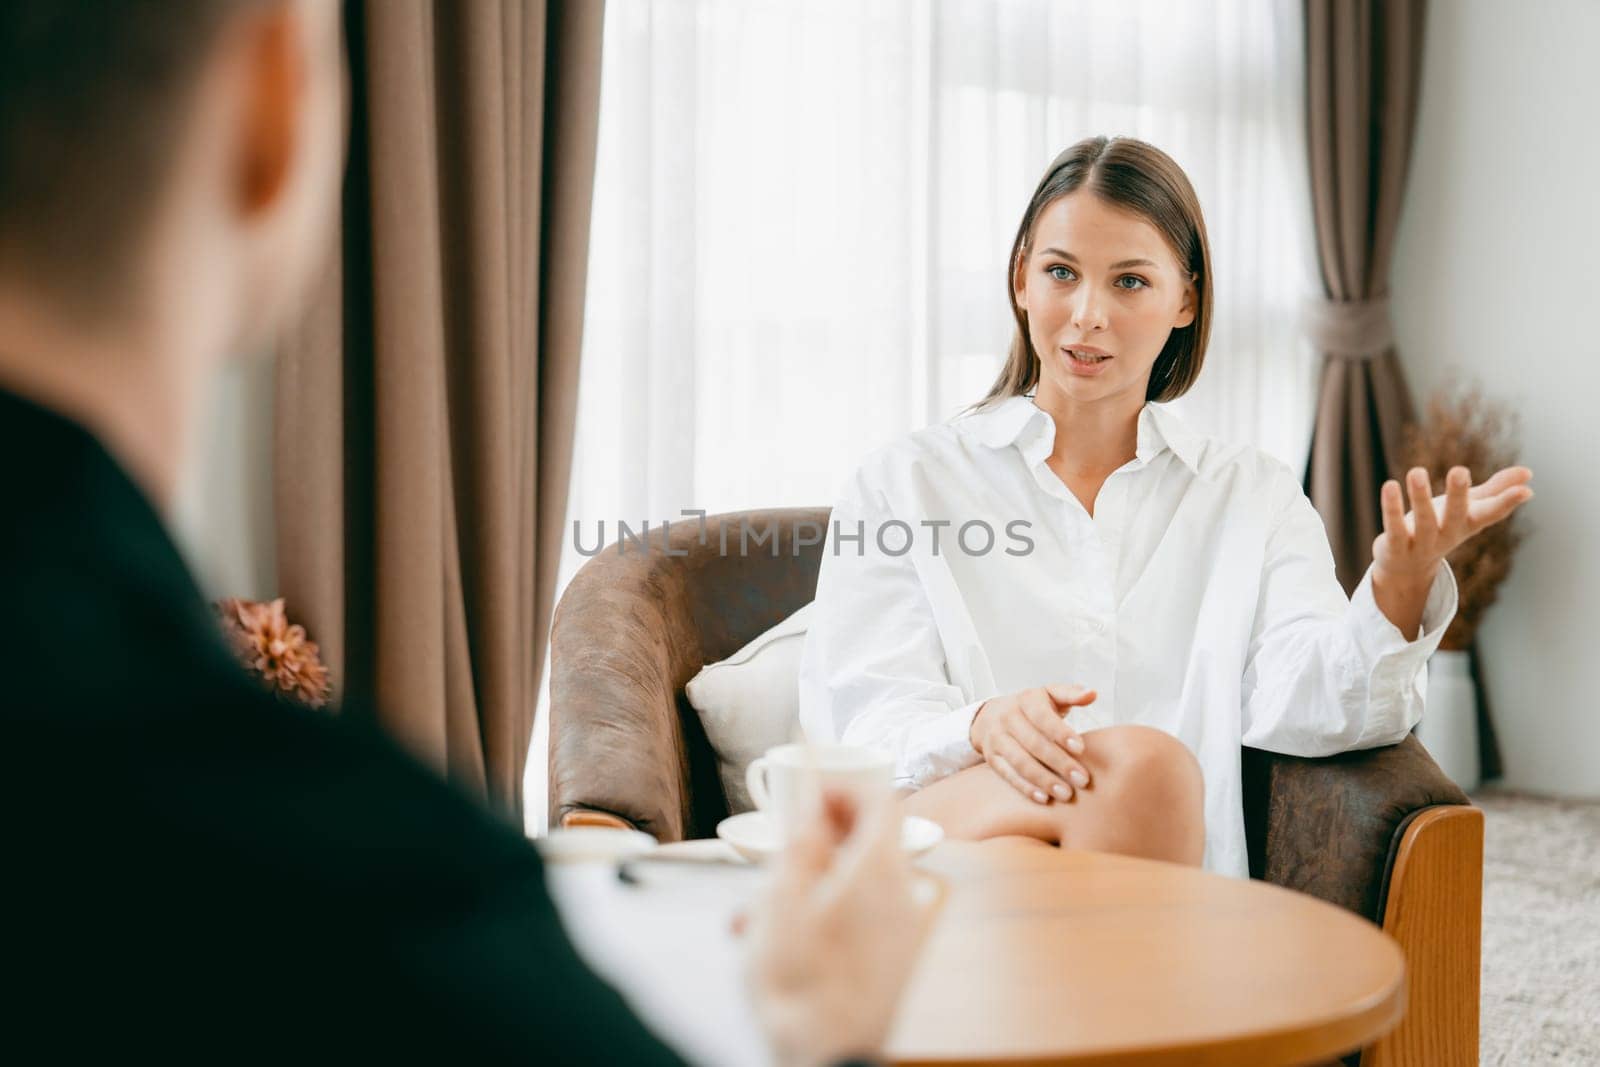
top-left (1471, 787), bottom-right (1600, 1064)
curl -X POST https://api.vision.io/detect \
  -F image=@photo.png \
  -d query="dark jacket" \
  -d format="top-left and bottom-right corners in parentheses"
top-left (1, 385), bottom-right (686, 1062)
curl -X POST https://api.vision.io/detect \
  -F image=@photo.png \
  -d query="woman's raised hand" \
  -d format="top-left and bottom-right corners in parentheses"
top-left (968, 684), bottom-right (1097, 804)
top-left (1373, 464), bottom-right (1534, 583)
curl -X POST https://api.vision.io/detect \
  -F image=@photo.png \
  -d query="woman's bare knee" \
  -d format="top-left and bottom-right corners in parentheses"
top-left (1069, 725), bottom-right (1206, 865)
top-left (903, 727), bottom-right (1206, 865)
top-left (902, 762), bottom-right (1062, 843)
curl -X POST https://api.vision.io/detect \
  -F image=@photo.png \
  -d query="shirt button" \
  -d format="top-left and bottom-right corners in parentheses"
top-left (1087, 619), bottom-right (1106, 634)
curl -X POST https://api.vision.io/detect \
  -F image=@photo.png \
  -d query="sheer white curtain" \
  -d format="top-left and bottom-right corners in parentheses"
top-left (527, 0), bottom-right (1314, 833)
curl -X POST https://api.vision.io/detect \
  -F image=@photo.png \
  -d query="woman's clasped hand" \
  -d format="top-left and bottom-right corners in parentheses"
top-left (968, 684), bottom-right (1098, 804)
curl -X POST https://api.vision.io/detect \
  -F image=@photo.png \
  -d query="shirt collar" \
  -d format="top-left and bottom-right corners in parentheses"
top-left (959, 393), bottom-right (1206, 476)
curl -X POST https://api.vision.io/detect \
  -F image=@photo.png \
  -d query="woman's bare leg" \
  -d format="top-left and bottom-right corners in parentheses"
top-left (903, 724), bottom-right (1206, 866)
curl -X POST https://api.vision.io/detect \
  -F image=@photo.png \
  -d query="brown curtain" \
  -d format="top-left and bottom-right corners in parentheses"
top-left (274, 0), bottom-right (605, 818)
top-left (1300, 0), bottom-right (1500, 780)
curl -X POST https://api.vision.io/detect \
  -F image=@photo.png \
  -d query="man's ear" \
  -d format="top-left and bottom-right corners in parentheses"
top-left (235, 7), bottom-right (304, 219)
top-left (1172, 273), bottom-right (1198, 329)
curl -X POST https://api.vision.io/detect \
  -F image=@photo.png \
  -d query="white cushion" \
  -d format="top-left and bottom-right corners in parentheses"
top-left (685, 602), bottom-right (812, 814)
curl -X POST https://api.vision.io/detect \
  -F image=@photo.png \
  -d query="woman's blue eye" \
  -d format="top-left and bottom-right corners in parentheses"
top-left (1045, 265), bottom-right (1148, 289)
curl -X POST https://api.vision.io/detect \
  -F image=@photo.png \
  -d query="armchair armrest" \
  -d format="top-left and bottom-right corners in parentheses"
top-left (547, 508), bottom-right (828, 842)
top-left (547, 545), bottom-right (712, 842)
top-left (1241, 734), bottom-right (1471, 923)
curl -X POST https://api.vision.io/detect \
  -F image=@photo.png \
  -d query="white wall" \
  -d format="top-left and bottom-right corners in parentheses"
top-left (170, 355), bottom-right (277, 603)
top-left (1390, 0), bottom-right (1600, 797)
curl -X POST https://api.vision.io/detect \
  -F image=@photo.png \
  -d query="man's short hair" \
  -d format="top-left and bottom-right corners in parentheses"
top-left (0, 1), bottom-right (265, 311)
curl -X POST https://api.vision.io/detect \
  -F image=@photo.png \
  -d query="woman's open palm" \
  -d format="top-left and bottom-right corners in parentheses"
top-left (1372, 464), bottom-right (1534, 581)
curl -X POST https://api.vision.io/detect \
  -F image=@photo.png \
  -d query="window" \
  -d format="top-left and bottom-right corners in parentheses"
top-left (528, 0), bottom-right (1314, 831)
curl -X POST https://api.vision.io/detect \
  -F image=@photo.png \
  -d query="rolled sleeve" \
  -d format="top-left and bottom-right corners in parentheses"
top-left (1347, 558), bottom-right (1459, 748)
top-left (797, 466), bottom-right (986, 789)
top-left (839, 697), bottom-right (987, 789)
top-left (1241, 475), bottom-right (1462, 757)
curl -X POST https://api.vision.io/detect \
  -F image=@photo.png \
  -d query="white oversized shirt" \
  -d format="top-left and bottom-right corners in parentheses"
top-left (797, 393), bottom-right (1458, 879)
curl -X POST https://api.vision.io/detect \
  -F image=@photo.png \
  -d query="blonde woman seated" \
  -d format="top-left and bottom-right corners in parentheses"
top-left (797, 136), bottom-right (1532, 876)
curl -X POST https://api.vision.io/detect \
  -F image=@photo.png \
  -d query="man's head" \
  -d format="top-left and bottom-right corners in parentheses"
top-left (0, 0), bottom-right (344, 350)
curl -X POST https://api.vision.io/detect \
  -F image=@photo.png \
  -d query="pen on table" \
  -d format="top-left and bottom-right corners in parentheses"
top-left (615, 852), bottom-right (760, 885)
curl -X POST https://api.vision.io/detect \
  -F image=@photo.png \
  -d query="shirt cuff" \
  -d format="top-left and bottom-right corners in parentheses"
top-left (1349, 559), bottom-right (1459, 662)
top-left (896, 698), bottom-right (988, 789)
top-left (1348, 560), bottom-right (1458, 748)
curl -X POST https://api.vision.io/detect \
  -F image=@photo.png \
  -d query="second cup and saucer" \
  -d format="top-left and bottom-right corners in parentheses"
top-left (716, 809), bottom-right (944, 863)
top-left (715, 741), bottom-right (944, 863)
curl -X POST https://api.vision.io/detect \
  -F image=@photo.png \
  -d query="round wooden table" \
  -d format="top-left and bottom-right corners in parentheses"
top-left (887, 840), bottom-right (1405, 1066)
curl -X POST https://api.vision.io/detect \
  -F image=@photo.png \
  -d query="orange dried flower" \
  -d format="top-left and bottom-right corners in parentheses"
top-left (214, 597), bottom-right (332, 709)
top-left (1400, 384), bottom-right (1529, 651)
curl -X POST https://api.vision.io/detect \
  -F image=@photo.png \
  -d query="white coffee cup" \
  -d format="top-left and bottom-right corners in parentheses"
top-left (745, 742), bottom-right (894, 842)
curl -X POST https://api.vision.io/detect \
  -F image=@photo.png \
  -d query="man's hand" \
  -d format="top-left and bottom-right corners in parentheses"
top-left (968, 684), bottom-right (1096, 804)
top-left (745, 791), bottom-right (937, 1067)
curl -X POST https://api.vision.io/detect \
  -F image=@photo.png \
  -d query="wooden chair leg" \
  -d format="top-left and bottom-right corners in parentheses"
top-left (1362, 805), bottom-right (1484, 1067)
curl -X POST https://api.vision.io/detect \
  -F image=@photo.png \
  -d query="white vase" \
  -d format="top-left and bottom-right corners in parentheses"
top-left (1414, 649), bottom-right (1481, 792)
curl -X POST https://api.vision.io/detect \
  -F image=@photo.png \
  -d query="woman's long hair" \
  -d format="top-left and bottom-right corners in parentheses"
top-left (973, 136), bottom-right (1214, 410)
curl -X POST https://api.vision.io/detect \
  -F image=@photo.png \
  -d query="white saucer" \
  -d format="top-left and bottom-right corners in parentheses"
top-left (537, 826), bottom-right (658, 864)
top-left (716, 811), bottom-right (944, 863)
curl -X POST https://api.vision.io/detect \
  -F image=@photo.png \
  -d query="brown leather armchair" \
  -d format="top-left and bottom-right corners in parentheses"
top-left (549, 508), bottom-right (1483, 1067)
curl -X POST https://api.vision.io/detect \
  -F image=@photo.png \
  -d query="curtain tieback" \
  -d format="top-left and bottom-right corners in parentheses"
top-left (1302, 295), bottom-right (1395, 358)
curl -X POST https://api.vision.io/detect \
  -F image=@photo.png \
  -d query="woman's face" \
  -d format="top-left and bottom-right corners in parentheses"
top-left (1013, 190), bottom-right (1197, 406)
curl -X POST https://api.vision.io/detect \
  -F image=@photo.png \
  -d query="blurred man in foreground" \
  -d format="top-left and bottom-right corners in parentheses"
top-left (0, 2), bottom-right (928, 1062)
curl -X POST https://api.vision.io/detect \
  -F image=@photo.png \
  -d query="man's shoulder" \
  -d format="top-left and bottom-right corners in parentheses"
top-left (7, 601), bottom-right (543, 896)
top-left (0, 544), bottom-right (537, 885)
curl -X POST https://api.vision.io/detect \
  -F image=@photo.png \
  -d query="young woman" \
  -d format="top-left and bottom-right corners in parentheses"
top-left (797, 135), bottom-right (1532, 877)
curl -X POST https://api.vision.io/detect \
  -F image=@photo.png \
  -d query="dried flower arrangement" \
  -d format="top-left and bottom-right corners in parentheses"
top-left (1400, 384), bottom-right (1529, 651)
top-left (214, 597), bottom-right (332, 708)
